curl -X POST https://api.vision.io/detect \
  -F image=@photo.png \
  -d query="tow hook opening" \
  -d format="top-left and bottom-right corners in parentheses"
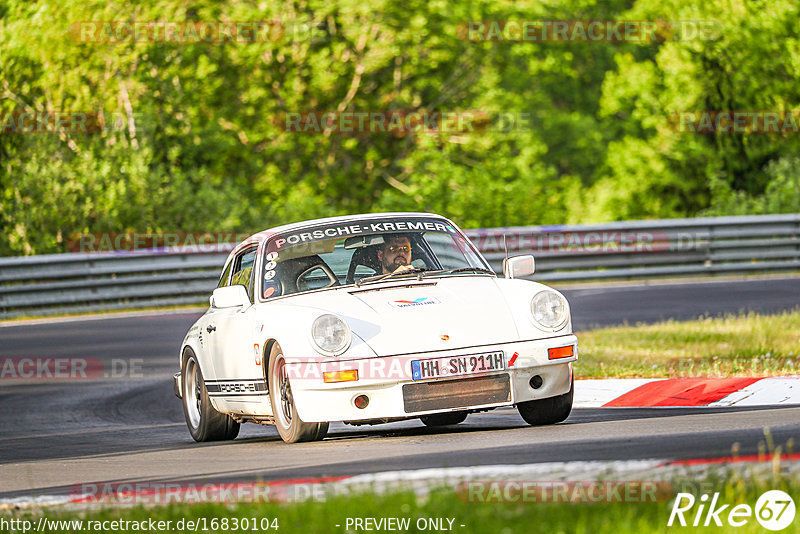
top-left (529, 375), bottom-right (543, 389)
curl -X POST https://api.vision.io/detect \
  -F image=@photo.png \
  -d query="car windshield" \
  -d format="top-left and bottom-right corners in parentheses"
top-left (260, 216), bottom-right (492, 299)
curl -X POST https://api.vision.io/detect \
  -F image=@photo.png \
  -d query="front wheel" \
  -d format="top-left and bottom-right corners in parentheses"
top-left (516, 378), bottom-right (573, 426)
top-left (420, 411), bottom-right (468, 427)
top-left (268, 343), bottom-right (328, 443)
top-left (182, 350), bottom-right (240, 442)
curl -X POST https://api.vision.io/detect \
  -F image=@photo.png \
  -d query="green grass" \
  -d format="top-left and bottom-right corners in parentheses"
top-left (577, 310), bottom-right (800, 378)
top-left (3, 475), bottom-right (799, 533)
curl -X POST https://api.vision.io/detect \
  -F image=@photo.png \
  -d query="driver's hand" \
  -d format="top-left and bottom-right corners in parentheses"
top-left (392, 264), bottom-right (415, 273)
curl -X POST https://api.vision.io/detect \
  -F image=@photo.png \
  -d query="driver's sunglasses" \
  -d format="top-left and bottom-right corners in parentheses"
top-left (388, 245), bottom-right (411, 253)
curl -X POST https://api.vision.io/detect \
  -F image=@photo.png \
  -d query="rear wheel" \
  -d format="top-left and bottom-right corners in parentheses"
top-left (182, 350), bottom-right (240, 442)
top-left (420, 411), bottom-right (468, 427)
top-left (516, 378), bottom-right (573, 426)
top-left (268, 343), bottom-right (328, 443)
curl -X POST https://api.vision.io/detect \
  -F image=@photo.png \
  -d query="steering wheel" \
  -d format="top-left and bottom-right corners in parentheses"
top-left (296, 263), bottom-right (339, 290)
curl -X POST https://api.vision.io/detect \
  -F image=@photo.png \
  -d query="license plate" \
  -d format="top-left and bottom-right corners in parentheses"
top-left (411, 351), bottom-right (505, 381)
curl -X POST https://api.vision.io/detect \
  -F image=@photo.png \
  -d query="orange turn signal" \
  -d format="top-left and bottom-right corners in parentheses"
top-left (548, 345), bottom-right (574, 360)
top-left (323, 370), bottom-right (359, 383)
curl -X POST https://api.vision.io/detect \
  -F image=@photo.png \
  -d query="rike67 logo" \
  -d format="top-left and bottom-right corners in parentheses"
top-left (668, 490), bottom-right (796, 530)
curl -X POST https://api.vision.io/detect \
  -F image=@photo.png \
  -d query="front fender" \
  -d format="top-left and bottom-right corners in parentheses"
top-left (493, 278), bottom-right (573, 338)
top-left (254, 304), bottom-right (379, 366)
top-left (253, 304), bottom-right (378, 421)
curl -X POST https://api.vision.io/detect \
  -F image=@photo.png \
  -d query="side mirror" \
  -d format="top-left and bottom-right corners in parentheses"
top-left (211, 285), bottom-right (251, 308)
top-left (503, 255), bottom-right (535, 279)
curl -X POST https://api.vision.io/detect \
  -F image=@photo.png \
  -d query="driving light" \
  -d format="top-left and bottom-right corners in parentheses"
top-left (530, 290), bottom-right (568, 330)
top-left (311, 314), bottom-right (351, 354)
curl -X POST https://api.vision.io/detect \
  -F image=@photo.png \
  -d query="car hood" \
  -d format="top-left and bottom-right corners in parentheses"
top-left (281, 276), bottom-right (521, 356)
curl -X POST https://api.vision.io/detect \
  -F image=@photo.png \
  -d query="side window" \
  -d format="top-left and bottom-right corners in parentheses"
top-left (217, 260), bottom-right (233, 288)
top-left (229, 247), bottom-right (257, 299)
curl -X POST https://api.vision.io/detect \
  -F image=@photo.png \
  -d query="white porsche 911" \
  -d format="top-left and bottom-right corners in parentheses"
top-left (174, 212), bottom-right (577, 443)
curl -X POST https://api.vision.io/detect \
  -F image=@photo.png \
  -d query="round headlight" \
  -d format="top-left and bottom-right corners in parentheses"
top-left (530, 290), bottom-right (568, 330)
top-left (311, 314), bottom-right (351, 354)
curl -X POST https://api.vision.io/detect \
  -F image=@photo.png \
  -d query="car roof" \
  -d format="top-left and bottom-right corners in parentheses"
top-left (228, 211), bottom-right (453, 257)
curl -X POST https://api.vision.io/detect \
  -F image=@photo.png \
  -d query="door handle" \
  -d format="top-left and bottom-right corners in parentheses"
top-left (206, 324), bottom-right (216, 333)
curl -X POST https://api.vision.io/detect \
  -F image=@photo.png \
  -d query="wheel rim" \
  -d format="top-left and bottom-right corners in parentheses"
top-left (272, 353), bottom-right (293, 428)
top-left (184, 358), bottom-right (201, 429)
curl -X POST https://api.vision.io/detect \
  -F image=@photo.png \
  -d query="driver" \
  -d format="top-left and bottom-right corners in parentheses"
top-left (376, 235), bottom-right (415, 274)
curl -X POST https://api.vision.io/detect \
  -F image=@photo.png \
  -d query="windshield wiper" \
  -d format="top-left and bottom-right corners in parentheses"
top-left (355, 267), bottom-right (434, 287)
top-left (446, 267), bottom-right (496, 275)
top-left (354, 266), bottom-right (493, 287)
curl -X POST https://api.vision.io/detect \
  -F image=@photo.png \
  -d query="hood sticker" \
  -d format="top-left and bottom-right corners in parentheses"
top-left (391, 297), bottom-right (441, 309)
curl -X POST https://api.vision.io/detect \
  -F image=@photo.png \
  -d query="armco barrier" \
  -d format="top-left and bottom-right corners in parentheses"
top-left (1, 214), bottom-right (798, 318)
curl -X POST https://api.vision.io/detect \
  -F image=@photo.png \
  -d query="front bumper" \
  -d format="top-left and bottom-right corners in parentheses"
top-left (288, 335), bottom-right (577, 423)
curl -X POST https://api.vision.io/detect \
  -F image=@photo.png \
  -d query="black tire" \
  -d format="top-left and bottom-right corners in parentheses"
top-left (517, 378), bottom-right (573, 426)
top-left (268, 343), bottom-right (328, 443)
top-left (181, 350), bottom-right (240, 442)
top-left (420, 411), bottom-right (468, 427)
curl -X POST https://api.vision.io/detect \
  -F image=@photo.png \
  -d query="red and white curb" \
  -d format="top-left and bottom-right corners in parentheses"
top-left (575, 376), bottom-right (800, 408)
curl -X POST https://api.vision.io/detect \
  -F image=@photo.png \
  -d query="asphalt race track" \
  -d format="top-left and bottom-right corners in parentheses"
top-left (1, 277), bottom-right (799, 500)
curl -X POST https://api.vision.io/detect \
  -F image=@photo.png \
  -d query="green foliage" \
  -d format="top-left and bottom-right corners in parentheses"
top-left (587, 0), bottom-right (800, 221)
top-left (1, 0), bottom-right (798, 255)
top-left (703, 155), bottom-right (800, 216)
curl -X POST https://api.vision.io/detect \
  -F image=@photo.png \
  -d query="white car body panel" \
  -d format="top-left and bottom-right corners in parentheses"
top-left (277, 277), bottom-right (524, 356)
